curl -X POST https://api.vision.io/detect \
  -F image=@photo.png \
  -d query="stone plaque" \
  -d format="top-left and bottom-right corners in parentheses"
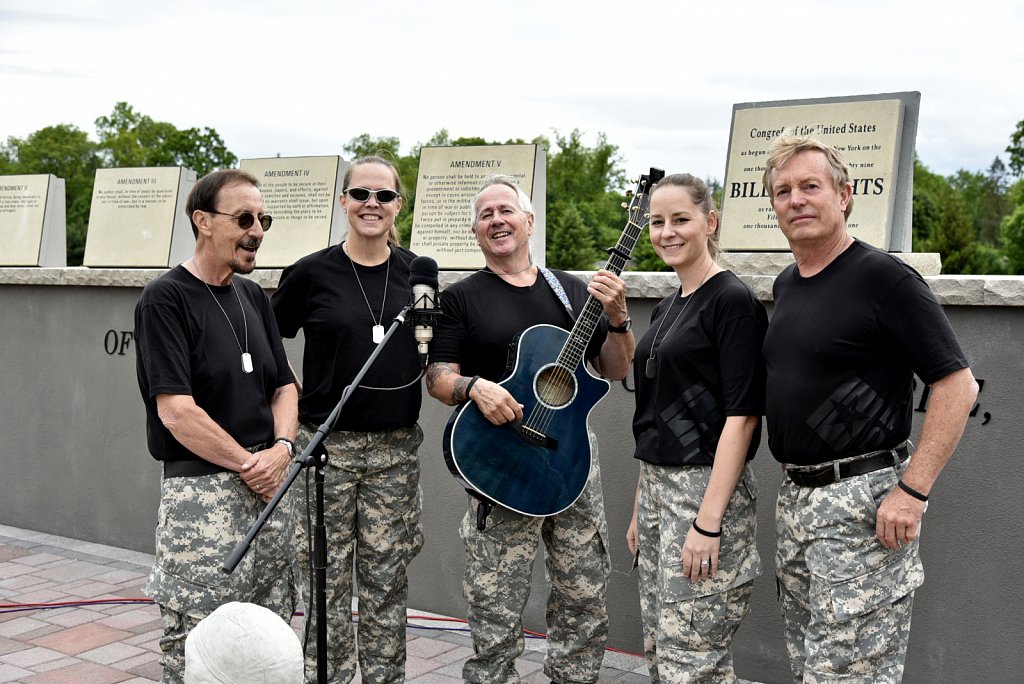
top-left (239, 156), bottom-right (348, 268)
top-left (721, 92), bottom-right (919, 252)
top-left (0, 174), bottom-right (66, 267)
top-left (410, 145), bottom-right (546, 269)
top-left (84, 167), bottom-right (195, 267)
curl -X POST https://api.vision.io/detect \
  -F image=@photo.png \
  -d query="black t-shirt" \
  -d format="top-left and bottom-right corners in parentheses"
top-left (272, 245), bottom-right (422, 430)
top-left (763, 239), bottom-right (970, 465)
top-left (632, 271), bottom-right (767, 467)
top-left (134, 266), bottom-right (294, 465)
top-left (430, 269), bottom-right (609, 380)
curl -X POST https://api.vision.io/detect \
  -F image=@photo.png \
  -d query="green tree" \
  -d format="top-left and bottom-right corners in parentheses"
top-left (546, 200), bottom-right (597, 269)
top-left (1000, 177), bottom-right (1024, 273)
top-left (344, 133), bottom-right (402, 160)
top-left (927, 184), bottom-right (1006, 274)
top-left (95, 102), bottom-right (236, 175)
top-left (3, 103), bottom-right (237, 264)
top-left (543, 130), bottom-right (633, 270)
top-left (2, 124), bottom-right (100, 265)
top-left (912, 156), bottom-right (950, 250)
top-left (1000, 205), bottom-right (1024, 273)
top-left (950, 158), bottom-right (1010, 245)
top-left (1006, 118), bottom-right (1024, 177)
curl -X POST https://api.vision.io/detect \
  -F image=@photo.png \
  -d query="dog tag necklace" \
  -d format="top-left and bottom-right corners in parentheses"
top-left (645, 261), bottom-right (714, 379)
top-left (194, 262), bottom-right (252, 373)
top-left (346, 242), bottom-right (390, 344)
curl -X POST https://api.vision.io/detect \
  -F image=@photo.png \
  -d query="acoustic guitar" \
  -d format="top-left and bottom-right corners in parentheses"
top-left (443, 168), bottom-right (665, 516)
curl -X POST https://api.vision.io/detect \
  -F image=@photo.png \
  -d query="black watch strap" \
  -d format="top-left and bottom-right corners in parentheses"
top-left (607, 318), bottom-right (632, 333)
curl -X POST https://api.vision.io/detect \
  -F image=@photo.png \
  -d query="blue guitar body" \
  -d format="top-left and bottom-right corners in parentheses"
top-left (443, 324), bottom-right (610, 516)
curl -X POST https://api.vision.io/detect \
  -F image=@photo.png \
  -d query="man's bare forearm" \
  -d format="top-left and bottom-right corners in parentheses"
top-left (426, 362), bottom-right (471, 405)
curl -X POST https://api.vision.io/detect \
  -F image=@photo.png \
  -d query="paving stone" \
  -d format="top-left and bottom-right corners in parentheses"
top-left (0, 662), bottom-right (34, 683)
top-left (406, 635), bottom-right (459, 659)
top-left (126, 658), bottom-right (163, 681)
top-left (0, 645), bottom-right (66, 668)
top-left (29, 655), bottom-right (82, 673)
top-left (19, 661), bottom-right (134, 683)
top-left (0, 575), bottom-right (49, 592)
top-left (0, 617), bottom-right (50, 638)
top-left (9, 553), bottom-right (65, 568)
top-left (8, 588), bottom-right (67, 604)
top-left (0, 635), bottom-right (29, 656)
top-left (29, 623), bottom-right (132, 656)
top-left (0, 548), bottom-right (32, 564)
top-left (34, 561), bottom-right (109, 583)
top-left (42, 607), bottom-right (106, 628)
top-left (78, 641), bottom-right (148, 665)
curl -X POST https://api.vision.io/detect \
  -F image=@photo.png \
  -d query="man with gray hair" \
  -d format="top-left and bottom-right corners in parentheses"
top-left (134, 169), bottom-right (299, 683)
top-left (761, 136), bottom-right (977, 682)
top-left (426, 174), bottom-right (635, 683)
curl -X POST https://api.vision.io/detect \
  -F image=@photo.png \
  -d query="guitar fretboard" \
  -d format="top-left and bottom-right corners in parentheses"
top-left (555, 169), bottom-right (663, 371)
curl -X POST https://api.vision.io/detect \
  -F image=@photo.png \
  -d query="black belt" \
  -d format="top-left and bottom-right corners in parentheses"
top-left (786, 442), bottom-right (910, 488)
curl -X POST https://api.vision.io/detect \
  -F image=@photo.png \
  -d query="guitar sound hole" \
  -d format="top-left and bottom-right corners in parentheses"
top-left (536, 366), bottom-right (575, 408)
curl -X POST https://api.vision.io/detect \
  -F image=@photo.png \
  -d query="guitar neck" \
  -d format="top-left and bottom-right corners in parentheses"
top-left (556, 170), bottom-right (660, 371)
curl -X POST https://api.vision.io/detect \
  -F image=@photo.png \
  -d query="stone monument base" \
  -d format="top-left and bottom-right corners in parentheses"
top-left (719, 251), bottom-right (941, 277)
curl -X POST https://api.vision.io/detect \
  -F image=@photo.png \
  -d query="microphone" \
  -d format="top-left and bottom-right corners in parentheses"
top-left (408, 256), bottom-right (440, 367)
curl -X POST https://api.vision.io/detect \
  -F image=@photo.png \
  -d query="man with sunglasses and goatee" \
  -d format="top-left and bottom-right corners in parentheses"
top-left (134, 169), bottom-right (300, 684)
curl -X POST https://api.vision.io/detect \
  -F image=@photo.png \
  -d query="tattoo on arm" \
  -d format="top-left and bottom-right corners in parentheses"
top-left (427, 362), bottom-right (470, 404)
top-left (425, 363), bottom-right (450, 393)
top-left (452, 376), bottom-right (470, 404)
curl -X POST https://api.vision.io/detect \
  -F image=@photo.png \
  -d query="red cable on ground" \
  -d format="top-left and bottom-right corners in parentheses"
top-left (1, 600), bottom-right (644, 658)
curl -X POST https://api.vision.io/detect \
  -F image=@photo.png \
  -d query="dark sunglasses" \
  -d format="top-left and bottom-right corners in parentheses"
top-left (208, 210), bottom-right (273, 231)
top-left (346, 187), bottom-right (400, 204)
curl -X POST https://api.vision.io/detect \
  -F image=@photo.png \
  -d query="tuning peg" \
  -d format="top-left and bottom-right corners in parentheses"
top-left (625, 190), bottom-right (634, 198)
top-left (620, 202), bottom-right (629, 209)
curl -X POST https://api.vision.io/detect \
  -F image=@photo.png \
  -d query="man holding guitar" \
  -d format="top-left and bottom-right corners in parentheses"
top-left (426, 174), bottom-right (635, 684)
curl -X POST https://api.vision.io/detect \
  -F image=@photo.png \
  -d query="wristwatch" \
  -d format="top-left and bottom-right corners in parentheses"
top-left (274, 437), bottom-right (295, 458)
top-left (607, 318), bottom-right (632, 333)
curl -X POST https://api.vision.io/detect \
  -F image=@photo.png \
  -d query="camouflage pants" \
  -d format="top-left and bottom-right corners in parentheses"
top-left (775, 460), bottom-right (924, 684)
top-left (295, 424), bottom-right (424, 684)
top-left (460, 436), bottom-right (611, 684)
top-left (637, 461), bottom-right (761, 684)
top-left (145, 470), bottom-right (299, 684)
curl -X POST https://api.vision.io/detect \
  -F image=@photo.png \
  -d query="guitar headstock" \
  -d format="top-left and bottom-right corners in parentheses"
top-left (622, 167), bottom-right (666, 228)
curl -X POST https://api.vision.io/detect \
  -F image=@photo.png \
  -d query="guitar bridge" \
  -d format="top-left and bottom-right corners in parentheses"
top-left (514, 423), bottom-right (558, 450)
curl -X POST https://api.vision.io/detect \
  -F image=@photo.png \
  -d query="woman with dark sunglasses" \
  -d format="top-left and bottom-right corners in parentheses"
top-left (271, 156), bottom-right (425, 684)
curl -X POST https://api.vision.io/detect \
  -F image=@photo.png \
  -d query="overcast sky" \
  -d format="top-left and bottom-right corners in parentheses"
top-left (2, 1), bottom-right (1022, 183)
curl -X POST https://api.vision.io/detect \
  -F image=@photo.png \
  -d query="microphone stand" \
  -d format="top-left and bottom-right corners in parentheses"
top-left (223, 302), bottom-right (417, 684)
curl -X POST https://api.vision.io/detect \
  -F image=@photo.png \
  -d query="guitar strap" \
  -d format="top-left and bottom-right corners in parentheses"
top-left (538, 267), bottom-right (575, 320)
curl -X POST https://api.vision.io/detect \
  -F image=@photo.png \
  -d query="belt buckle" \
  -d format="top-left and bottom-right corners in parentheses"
top-left (832, 460), bottom-right (842, 483)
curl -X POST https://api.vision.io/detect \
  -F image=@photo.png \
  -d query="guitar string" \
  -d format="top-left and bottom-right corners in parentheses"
top-left (525, 213), bottom-right (643, 433)
top-left (523, 207), bottom-right (645, 434)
